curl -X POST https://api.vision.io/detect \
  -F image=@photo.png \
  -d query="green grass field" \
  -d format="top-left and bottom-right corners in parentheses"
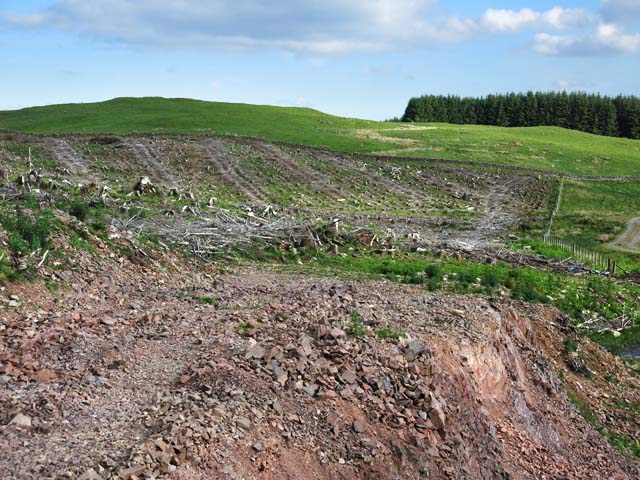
top-left (546, 180), bottom-right (640, 271)
top-left (2, 97), bottom-right (640, 176)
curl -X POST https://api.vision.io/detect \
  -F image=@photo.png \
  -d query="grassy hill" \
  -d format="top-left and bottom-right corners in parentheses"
top-left (1, 97), bottom-right (640, 176)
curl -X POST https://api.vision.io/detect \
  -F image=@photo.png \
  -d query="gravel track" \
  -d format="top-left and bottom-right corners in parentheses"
top-left (610, 217), bottom-right (640, 253)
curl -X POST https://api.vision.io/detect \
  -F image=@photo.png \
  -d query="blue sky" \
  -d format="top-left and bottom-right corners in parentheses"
top-left (1, 0), bottom-right (639, 119)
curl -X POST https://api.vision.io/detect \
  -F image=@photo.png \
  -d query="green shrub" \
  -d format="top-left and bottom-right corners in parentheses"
top-left (482, 269), bottom-right (500, 288)
top-left (425, 263), bottom-right (443, 280)
top-left (509, 272), bottom-right (541, 302)
top-left (1, 210), bottom-right (53, 255)
top-left (563, 337), bottom-right (579, 354)
top-left (69, 200), bottom-right (89, 221)
top-left (403, 273), bottom-right (425, 285)
top-left (427, 277), bottom-right (442, 292)
top-left (457, 270), bottom-right (478, 285)
top-left (91, 214), bottom-right (107, 232)
top-left (198, 294), bottom-right (218, 306)
top-left (346, 310), bottom-right (367, 337)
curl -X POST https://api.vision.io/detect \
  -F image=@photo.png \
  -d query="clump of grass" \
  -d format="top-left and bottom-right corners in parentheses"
top-left (238, 322), bottom-right (252, 334)
top-left (1, 209), bottom-right (53, 256)
top-left (90, 214), bottom-right (107, 232)
top-left (69, 200), bottom-right (89, 222)
top-left (345, 310), bottom-right (367, 337)
top-left (68, 234), bottom-right (96, 255)
top-left (375, 324), bottom-right (404, 340)
top-left (481, 269), bottom-right (500, 288)
top-left (198, 294), bottom-right (218, 306)
top-left (563, 337), bottom-right (579, 354)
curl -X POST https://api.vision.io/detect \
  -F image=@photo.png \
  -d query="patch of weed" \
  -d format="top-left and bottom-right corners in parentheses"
top-left (563, 337), bottom-right (579, 354)
top-left (198, 294), bottom-right (218, 306)
top-left (375, 324), bottom-right (404, 340)
top-left (345, 310), bottom-right (367, 337)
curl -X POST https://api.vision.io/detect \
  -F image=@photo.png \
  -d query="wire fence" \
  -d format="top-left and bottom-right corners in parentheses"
top-left (542, 234), bottom-right (618, 275)
top-left (545, 177), bottom-right (564, 239)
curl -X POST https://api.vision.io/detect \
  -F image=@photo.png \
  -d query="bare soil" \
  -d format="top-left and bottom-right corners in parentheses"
top-left (0, 240), bottom-right (638, 479)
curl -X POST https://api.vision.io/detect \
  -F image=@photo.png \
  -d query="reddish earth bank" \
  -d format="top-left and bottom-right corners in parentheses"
top-left (0, 240), bottom-right (638, 480)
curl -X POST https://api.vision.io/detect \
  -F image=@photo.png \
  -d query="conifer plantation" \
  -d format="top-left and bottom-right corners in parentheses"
top-left (402, 92), bottom-right (640, 139)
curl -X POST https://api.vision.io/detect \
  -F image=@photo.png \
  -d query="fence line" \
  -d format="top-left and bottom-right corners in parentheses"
top-left (542, 235), bottom-right (618, 275)
top-left (545, 176), bottom-right (564, 239)
top-left (541, 176), bottom-right (619, 274)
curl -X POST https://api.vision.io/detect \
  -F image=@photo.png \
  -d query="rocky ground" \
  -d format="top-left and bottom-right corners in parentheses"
top-left (1, 132), bottom-right (639, 479)
top-left (1, 233), bottom-right (639, 480)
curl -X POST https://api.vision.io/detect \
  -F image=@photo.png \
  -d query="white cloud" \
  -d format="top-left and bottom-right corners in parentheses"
top-left (0, 0), bottom-right (440, 53)
top-left (532, 33), bottom-right (578, 56)
top-left (555, 79), bottom-right (595, 89)
top-left (480, 7), bottom-right (592, 33)
top-left (481, 8), bottom-right (539, 32)
top-left (595, 22), bottom-right (640, 53)
top-left (0, 1), bottom-right (636, 59)
top-left (533, 22), bottom-right (640, 56)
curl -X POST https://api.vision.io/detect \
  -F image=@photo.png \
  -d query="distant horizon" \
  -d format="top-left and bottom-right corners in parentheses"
top-left (3, 90), bottom-right (640, 124)
top-left (1, 0), bottom-right (639, 120)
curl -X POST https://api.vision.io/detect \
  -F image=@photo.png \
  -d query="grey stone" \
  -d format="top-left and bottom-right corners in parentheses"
top-left (235, 416), bottom-right (252, 430)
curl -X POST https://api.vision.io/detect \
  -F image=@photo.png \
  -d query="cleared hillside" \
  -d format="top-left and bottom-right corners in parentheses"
top-left (2, 128), bottom-right (640, 478)
top-left (1, 97), bottom-right (640, 176)
top-left (0, 131), bottom-right (548, 247)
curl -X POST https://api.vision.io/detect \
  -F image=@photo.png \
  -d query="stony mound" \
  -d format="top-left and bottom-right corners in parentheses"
top-left (1, 245), bottom-right (638, 479)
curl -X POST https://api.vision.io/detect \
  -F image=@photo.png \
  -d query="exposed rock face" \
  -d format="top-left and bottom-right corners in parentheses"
top-left (0, 251), bottom-right (638, 479)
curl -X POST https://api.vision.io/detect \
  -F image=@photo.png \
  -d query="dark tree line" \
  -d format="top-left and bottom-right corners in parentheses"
top-left (402, 92), bottom-right (640, 139)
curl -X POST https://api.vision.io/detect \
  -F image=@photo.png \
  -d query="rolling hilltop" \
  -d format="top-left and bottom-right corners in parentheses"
top-left (1, 96), bottom-right (640, 176)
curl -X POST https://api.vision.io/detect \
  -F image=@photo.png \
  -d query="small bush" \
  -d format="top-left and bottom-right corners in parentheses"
top-left (198, 294), bottom-right (218, 306)
top-left (481, 269), bottom-right (500, 288)
top-left (457, 270), bottom-right (477, 285)
top-left (427, 278), bottom-right (442, 291)
top-left (403, 273), bottom-right (425, 285)
top-left (425, 263), bottom-right (443, 280)
top-left (69, 200), bottom-right (89, 222)
top-left (510, 273), bottom-right (541, 302)
top-left (504, 275), bottom-right (517, 290)
top-left (91, 214), bottom-right (107, 232)
top-left (1, 210), bottom-right (53, 255)
top-left (563, 337), bottom-right (579, 354)
top-left (238, 322), bottom-right (252, 334)
top-left (346, 310), bottom-right (367, 337)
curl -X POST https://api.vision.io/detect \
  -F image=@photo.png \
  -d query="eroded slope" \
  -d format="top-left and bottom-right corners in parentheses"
top-left (0, 245), bottom-right (638, 479)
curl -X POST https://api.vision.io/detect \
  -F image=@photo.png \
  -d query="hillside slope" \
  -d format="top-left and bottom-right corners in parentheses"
top-left (1, 242), bottom-right (638, 479)
top-left (1, 128), bottom-right (640, 479)
top-left (0, 131), bottom-right (549, 248)
top-left (2, 97), bottom-right (640, 176)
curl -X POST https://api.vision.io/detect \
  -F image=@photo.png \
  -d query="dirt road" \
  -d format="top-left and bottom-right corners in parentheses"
top-left (610, 217), bottom-right (640, 253)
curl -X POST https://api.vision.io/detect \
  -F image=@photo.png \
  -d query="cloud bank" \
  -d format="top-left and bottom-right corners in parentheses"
top-left (0, 1), bottom-right (638, 57)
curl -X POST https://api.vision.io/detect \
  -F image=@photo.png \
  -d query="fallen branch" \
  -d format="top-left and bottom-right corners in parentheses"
top-left (37, 249), bottom-right (49, 268)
